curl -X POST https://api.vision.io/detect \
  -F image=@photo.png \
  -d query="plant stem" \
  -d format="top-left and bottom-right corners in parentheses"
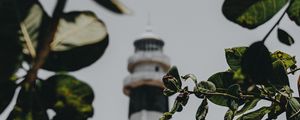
top-left (24, 0), bottom-right (67, 84)
top-left (189, 91), bottom-right (280, 104)
top-left (262, 0), bottom-right (291, 43)
top-left (288, 68), bottom-right (300, 74)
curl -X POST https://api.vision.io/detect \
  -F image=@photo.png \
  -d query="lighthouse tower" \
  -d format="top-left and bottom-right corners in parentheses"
top-left (123, 24), bottom-right (170, 120)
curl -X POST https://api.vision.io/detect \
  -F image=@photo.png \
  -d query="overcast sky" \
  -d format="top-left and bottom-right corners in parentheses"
top-left (1, 0), bottom-right (299, 120)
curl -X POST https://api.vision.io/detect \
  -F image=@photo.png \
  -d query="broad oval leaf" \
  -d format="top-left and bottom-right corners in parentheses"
top-left (222, 0), bottom-right (288, 29)
top-left (21, 5), bottom-right (109, 71)
top-left (241, 41), bottom-right (273, 85)
top-left (93, 0), bottom-right (130, 14)
top-left (277, 28), bottom-right (295, 46)
top-left (287, 0), bottom-right (300, 26)
top-left (225, 47), bottom-right (248, 71)
top-left (237, 107), bottom-right (271, 120)
top-left (207, 72), bottom-right (243, 107)
top-left (0, 80), bottom-right (17, 114)
top-left (7, 84), bottom-right (49, 120)
top-left (41, 74), bottom-right (94, 119)
top-left (196, 98), bottom-right (208, 120)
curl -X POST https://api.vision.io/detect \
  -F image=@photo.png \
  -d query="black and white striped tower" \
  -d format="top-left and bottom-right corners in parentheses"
top-left (123, 24), bottom-right (170, 120)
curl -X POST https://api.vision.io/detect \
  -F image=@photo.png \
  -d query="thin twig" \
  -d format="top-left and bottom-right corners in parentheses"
top-left (288, 68), bottom-right (300, 74)
top-left (262, 0), bottom-right (291, 43)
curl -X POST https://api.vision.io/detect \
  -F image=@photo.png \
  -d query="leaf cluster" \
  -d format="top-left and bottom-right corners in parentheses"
top-left (161, 46), bottom-right (299, 120)
top-left (0, 0), bottom-right (128, 119)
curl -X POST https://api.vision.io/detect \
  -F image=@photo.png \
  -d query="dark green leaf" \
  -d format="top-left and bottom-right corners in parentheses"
top-left (196, 98), bottom-right (208, 120)
top-left (167, 66), bottom-right (181, 83)
top-left (277, 28), bottom-right (295, 46)
top-left (228, 84), bottom-right (241, 97)
top-left (286, 97), bottom-right (300, 120)
top-left (271, 60), bottom-right (290, 89)
top-left (222, 0), bottom-right (288, 29)
top-left (41, 74), bottom-right (94, 119)
top-left (7, 84), bottom-right (49, 120)
top-left (241, 41), bottom-right (273, 85)
top-left (0, 0), bottom-right (24, 80)
top-left (169, 100), bottom-right (182, 114)
top-left (163, 89), bottom-right (176, 96)
top-left (225, 47), bottom-right (248, 71)
top-left (0, 80), bottom-right (17, 114)
top-left (176, 93), bottom-right (189, 106)
top-left (237, 107), bottom-right (271, 120)
top-left (267, 102), bottom-right (284, 119)
top-left (236, 99), bottom-right (260, 116)
top-left (287, 0), bottom-right (300, 26)
top-left (194, 81), bottom-right (216, 94)
top-left (224, 109), bottom-right (235, 120)
top-left (163, 66), bottom-right (182, 91)
top-left (207, 72), bottom-right (243, 107)
top-left (93, 0), bottom-right (130, 14)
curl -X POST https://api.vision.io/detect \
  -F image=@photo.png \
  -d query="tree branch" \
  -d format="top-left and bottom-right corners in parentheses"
top-left (24, 0), bottom-right (67, 84)
top-left (288, 68), bottom-right (300, 74)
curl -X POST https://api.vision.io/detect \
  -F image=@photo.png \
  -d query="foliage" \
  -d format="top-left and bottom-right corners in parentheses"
top-left (160, 0), bottom-right (300, 119)
top-left (0, 0), bottom-right (128, 119)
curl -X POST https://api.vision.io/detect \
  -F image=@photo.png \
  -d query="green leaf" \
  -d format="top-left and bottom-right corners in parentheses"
top-left (7, 84), bottom-right (49, 120)
top-left (41, 74), bottom-right (94, 119)
top-left (237, 107), bottom-right (271, 120)
top-left (267, 102), bottom-right (284, 119)
top-left (163, 89), bottom-right (176, 96)
top-left (0, 0), bottom-right (24, 80)
top-left (207, 72), bottom-right (243, 107)
top-left (287, 0), bottom-right (300, 26)
top-left (225, 47), bottom-right (248, 71)
top-left (222, 0), bottom-right (288, 29)
top-left (182, 74), bottom-right (197, 85)
top-left (176, 93), bottom-right (189, 106)
top-left (236, 99), bottom-right (260, 116)
top-left (93, 0), bottom-right (130, 14)
top-left (277, 28), bottom-right (295, 46)
top-left (241, 41), bottom-right (273, 85)
top-left (167, 66), bottom-right (181, 83)
top-left (228, 84), bottom-right (241, 97)
top-left (0, 80), bottom-right (17, 114)
top-left (271, 60), bottom-right (290, 89)
top-left (196, 98), bottom-right (208, 120)
top-left (163, 66), bottom-right (182, 91)
top-left (194, 81), bottom-right (216, 94)
top-left (224, 109), bottom-right (235, 120)
top-left (271, 51), bottom-right (297, 70)
top-left (21, 8), bottom-right (109, 71)
top-left (286, 97), bottom-right (300, 120)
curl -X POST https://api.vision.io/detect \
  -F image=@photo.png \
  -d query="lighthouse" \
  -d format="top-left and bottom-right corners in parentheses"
top-left (123, 24), bottom-right (170, 120)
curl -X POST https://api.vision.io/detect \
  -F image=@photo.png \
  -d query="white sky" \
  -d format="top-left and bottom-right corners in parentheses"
top-left (1, 0), bottom-right (299, 120)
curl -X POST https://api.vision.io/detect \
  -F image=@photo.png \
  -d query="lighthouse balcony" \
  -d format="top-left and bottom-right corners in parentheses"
top-left (123, 71), bottom-right (165, 95)
top-left (128, 51), bottom-right (170, 73)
